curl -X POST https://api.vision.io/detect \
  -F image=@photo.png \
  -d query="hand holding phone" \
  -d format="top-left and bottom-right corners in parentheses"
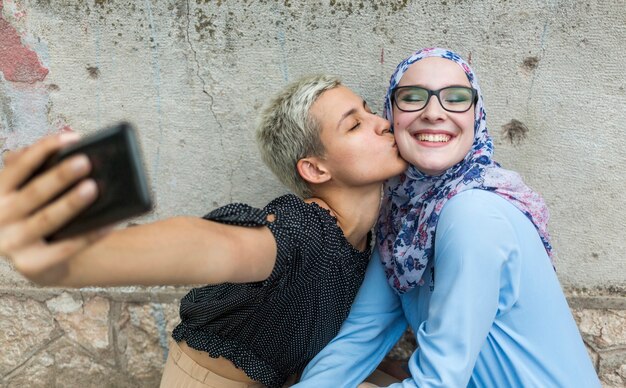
top-left (32, 122), bottom-right (153, 240)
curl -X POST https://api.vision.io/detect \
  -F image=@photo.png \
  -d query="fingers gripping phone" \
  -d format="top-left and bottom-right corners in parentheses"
top-left (37, 122), bottom-right (153, 241)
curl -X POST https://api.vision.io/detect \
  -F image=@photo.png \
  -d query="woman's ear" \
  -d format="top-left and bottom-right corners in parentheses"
top-left (296, 157), bottom-right (331, 185)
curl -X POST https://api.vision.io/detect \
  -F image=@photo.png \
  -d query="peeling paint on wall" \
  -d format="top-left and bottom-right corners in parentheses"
top-left (0, 0), bottom-right (49, 83)
top-left (0, 0), bottom-right (54, 154)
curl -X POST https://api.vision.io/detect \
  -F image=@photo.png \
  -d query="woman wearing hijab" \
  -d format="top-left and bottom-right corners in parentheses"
top-left (296, 48), bottom-right (600, 387)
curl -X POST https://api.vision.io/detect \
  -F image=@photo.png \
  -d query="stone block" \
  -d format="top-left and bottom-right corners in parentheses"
top-left (4, 350), bottom-right (54, 387)
top-left (573, 309), bottom-right (626, 350)
top-left (46, 293), bottom-right (111, 358)
top-left (0, 296), bottom-right (58, 376)
top-left (116, 301), bottom-right (180, 386)
top-left (597, 350), bottom-right (626, 388)
top-left (4, 337), bottom-right (131, 388)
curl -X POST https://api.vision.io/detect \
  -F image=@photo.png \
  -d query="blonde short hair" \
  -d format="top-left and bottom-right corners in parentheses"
top-left (256, 74), bottom-right (342, 198)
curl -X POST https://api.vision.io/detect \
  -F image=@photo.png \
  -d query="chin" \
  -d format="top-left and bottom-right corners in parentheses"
top-left (415, 165), bottom-right (446, 176)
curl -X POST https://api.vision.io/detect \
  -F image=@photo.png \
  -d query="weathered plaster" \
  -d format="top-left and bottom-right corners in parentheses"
top-left (0, 0), bottom-right (624, 385)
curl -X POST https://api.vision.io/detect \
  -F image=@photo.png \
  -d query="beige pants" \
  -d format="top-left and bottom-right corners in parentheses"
top-left (159, 340), bottom-right (265, 388)
top-left (159, 339), bottom-right (391, 387)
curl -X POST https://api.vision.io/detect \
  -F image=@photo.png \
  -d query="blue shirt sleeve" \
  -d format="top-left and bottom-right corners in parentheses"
top-left (299, 190), bottom-right (524, 388)
top-left (295, 252), bottom-right (408, 388)
top-left (397, 190), bottom-right (521, 387)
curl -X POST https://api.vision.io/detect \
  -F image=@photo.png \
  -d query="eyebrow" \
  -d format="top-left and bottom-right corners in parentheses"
top-left (396, 83), bottom-right (470, 89)
top-left (337, 100), bottom-right (367, 131)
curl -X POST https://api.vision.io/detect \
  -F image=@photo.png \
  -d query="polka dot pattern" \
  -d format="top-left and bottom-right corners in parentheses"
top-left (172, 194), bottom-right (371, 387)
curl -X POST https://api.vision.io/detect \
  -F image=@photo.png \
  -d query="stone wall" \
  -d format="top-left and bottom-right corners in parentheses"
top-left (2, 286), bottom-right (625, 387)
top-left (0, 288), bottom-right (181, 387)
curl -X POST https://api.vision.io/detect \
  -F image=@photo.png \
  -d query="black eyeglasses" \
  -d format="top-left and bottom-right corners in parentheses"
top-left (392, 86), bottom-right (477, 113)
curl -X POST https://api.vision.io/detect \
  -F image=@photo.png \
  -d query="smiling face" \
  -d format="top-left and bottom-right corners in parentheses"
top-left (309, 85), bottom-right (408, 190)
top-left (392, 57), bottom-right (476, 176)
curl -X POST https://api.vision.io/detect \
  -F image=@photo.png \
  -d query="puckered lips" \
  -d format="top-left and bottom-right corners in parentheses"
top-left (410, 129), bottom-right (455, 148)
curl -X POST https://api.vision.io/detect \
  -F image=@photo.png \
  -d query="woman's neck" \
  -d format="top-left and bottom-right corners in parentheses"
top-left (305, 185), bottom-right (383, 251)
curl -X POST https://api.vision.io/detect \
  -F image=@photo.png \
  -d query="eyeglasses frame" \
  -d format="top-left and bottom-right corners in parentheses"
top-left (392, 86), bottom-right (478, 113)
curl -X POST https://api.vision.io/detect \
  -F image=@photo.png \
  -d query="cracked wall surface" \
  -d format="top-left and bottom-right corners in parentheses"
top-left (0, 0), bottom-right (625, 386)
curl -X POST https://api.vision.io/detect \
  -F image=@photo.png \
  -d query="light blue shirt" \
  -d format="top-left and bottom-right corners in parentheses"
top-left (296, 190), bottom-right (599, 388)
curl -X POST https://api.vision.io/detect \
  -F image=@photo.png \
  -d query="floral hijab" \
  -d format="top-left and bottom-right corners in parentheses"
top-left (377, 48), bottom-right (553, 294)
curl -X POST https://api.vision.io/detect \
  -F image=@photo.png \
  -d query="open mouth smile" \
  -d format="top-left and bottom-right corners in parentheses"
top-left (414, 133), bottom-right (452, 143)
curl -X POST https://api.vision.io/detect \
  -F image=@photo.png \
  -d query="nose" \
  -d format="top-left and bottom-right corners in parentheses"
top-left (421, 95), bottom-right (446, 122)
top-left (374, 115), bottom-right (392, 135)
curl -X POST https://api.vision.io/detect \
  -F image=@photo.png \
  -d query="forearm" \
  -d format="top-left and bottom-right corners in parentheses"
top-left (310, 315), bottom-right (407, 387)
top-left (50, 216), bottom-right (272, 287)
top-left (0, 134), bottom-right (276, 287)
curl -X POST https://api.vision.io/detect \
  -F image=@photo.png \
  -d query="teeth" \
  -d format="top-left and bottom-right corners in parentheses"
top-left (416, 133), bottom-right (451, 142)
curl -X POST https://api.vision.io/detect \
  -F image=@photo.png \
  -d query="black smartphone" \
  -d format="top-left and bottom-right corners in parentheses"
top-left (34, 122), bottom-right (153, 241)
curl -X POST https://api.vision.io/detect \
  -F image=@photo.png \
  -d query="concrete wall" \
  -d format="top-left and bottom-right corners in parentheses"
top-left (0, 0), bottom-right (624, 386)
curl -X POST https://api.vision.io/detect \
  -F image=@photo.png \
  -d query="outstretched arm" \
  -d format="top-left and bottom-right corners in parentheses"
top-left (45, 215), bottom-right (276, 287)
top-left (0, 134), bottom-right (277, 287)
top-left (296, 250), bottom-right (408, 388)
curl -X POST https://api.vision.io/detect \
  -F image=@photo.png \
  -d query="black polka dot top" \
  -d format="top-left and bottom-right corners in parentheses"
top-left (171, 194), bottom-right (372, 388)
